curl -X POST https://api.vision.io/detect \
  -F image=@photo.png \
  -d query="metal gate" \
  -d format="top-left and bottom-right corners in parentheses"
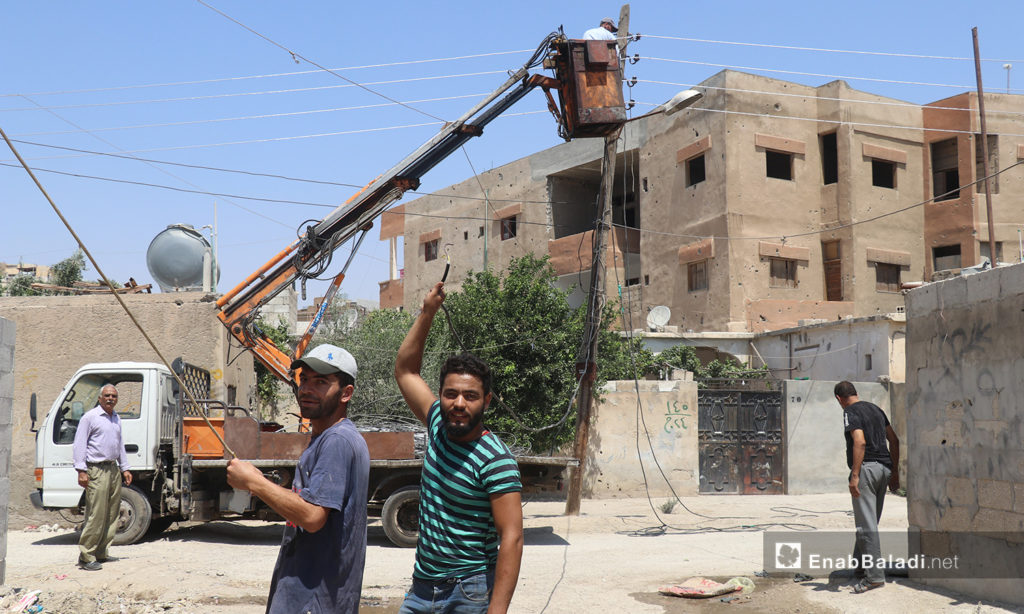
top-left (698, 379), bottom-right (785, 494)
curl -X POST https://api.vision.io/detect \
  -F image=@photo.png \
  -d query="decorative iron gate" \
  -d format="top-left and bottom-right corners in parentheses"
top-left (698, 379), bottom-right (785, 494)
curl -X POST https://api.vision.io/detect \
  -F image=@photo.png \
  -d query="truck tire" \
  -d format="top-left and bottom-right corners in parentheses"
top-left (112, 485), bottom-right (152, 546)
top-left (381, 486), bottom-right (419, 548)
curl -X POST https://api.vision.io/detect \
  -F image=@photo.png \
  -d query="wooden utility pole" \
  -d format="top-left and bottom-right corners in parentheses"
top-left (972, 27), bottom-right (997, 265)
top-left (565, 4), bottom-right (630, 516)
top-left (565, 126), bottom-right (623, 515)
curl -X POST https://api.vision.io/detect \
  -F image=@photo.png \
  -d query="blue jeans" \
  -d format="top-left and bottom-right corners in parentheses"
top-left (399, 572), bottom-right (493, 614)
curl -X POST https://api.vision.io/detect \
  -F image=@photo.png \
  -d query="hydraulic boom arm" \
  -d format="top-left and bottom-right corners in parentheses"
top-left (216, 33), bottom-right (626, 388)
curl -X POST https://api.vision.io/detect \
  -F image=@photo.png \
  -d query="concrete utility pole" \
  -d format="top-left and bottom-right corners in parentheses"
top-left (565, 3), bottom-right (630, 516)
top-left (972, 27), bottom-right (997, 266)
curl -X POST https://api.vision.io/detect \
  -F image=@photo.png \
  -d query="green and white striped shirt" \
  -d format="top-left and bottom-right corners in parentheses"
top-left (413, 401), bottom-right (522, 580)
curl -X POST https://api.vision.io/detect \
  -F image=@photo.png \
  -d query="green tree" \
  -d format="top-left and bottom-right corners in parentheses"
top-left (4, 274), bottom-right (40, 296)
top-left (50, 250), bottom-right (87, 292)
top-left (254, 317), bottom-right (293, 419)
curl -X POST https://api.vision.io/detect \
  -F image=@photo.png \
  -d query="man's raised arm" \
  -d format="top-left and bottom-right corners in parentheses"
top-left (395, 282), bottom-right (444, 424)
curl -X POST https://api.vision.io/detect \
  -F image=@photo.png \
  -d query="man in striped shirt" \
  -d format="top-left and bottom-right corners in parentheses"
top-left (395, 282), bottom-right (524, 614)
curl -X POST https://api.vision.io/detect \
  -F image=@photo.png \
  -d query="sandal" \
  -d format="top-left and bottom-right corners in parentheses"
top-left (853, 579), bottom-right (884, 593)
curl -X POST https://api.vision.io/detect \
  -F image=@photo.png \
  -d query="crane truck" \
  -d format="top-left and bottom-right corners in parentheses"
top-left (30, 31), bottom-right (628, 547)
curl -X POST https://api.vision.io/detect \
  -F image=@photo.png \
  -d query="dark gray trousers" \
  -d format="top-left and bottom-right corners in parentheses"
top-left (851, 461), bottom-right (891, 583)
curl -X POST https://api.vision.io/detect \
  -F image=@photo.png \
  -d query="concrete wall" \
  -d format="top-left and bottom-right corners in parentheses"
top-left (753, 314), bottom-right (906, 382)
top-left (584, 378), bottom-right (698, 498)
top-left (0, 317), bottom-right (13, 583)
top-left (784, 379), bottom-right (892, 495)
top-left (904, 263), bottom-right (1024, 605)
top-left (0, 293), bottom-right (255, 528)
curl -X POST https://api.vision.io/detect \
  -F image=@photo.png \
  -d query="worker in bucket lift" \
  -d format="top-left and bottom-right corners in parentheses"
top-left (227, 344), bottom-right (370, 614)
top-left (583, 17), bottom-right (618, 41)
top-left (394, 282), bottom-right (524, 614)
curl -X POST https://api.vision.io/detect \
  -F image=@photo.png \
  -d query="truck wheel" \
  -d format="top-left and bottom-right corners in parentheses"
top-left (381, 486), bottom-right (419, 548)
top-left (112, 485), bottom-right (152, 545)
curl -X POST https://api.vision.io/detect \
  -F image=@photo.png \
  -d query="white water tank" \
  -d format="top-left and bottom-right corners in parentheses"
top-left (146, 224), bottom-right (218, 292)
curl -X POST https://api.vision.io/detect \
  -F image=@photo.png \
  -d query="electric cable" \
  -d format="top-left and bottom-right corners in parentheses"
top-left (642, 33), bottom-right (1024, 64)
top-left (0, 49), bottom-right (534, 98)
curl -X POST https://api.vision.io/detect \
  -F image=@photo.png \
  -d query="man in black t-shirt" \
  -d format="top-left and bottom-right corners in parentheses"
top-left (834, 381), bottom-right (900, 594)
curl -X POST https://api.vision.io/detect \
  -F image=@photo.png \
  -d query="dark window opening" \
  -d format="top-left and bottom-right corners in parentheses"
top-left (975, 134), bottom-right (999, 194)
top-left (687, 154), bottom-right (706, 186)
top-left (875, 263), bottom-right (901, 292)
top-left (769, 258), bottom-right (797, 288)
top-left (933, 244), bottom-right (961, 271)
top-left (865, 354), bottom-right (873, 371)
top-left (644, 274), bottom-right (650, 286)
top-left (820, 132), bottom-right (838, 185)
top-left (766, 150), bottom-right (793, 180)
top-left (979, 241), bottom-right (1003, 265)
top-left (500, 217), bottom-right (517, 240)
top-left (931, 139), bottom-right (960, 201)
top-left (688, 260), bottom-right (708, 292)
top-left (625, 277), bottom-right (640, 286)
top-left (463, 230), bottom-right (469, 240)
top-left (478, 226), bottom-right (485, 237)
top-left (424, 239), bottom-right (439, 262)
top-left (871, 159), bottom-right (896, 189)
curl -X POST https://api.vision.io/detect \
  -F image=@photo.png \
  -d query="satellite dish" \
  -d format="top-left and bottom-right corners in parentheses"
top-left (146, 224), bottom-right (218, 292)
top-left (647, 305), bottom-right (671, 331)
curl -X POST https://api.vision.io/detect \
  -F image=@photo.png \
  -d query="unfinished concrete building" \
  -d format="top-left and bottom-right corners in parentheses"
top-left (378, 70), bottom-right (1024, 334)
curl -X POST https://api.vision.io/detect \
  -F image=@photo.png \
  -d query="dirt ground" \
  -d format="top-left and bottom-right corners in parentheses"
top-left (4, 494), bottom-right (1022, 614)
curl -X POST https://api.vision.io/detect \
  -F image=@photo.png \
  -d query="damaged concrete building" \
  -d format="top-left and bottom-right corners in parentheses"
top-left (378, 70), bottom-right (1024, 337)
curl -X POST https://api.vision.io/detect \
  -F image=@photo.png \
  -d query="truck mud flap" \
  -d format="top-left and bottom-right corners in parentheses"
top-left (179, 454), bottom-right (193, 521)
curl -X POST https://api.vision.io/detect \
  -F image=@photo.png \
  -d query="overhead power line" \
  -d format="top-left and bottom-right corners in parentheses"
top-left (0, 50), bottom-right (533, 99)
top-left (643, 34), bottom-right (1024, 64)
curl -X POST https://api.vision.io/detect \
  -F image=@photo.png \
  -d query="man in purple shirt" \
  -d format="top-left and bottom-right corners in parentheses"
top-left (72, 384), bottom-right (132, 571)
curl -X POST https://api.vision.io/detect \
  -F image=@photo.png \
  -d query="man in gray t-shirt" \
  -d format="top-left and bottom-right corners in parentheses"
top-left (228, 344), bottom-right (370, 613)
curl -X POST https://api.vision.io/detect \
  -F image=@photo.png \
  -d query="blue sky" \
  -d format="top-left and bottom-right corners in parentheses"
top-left (2, 1), bottom-right (1023, 305)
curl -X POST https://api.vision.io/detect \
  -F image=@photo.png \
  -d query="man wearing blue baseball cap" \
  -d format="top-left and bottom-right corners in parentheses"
top-left (228, 344), bottom-right (370, 613)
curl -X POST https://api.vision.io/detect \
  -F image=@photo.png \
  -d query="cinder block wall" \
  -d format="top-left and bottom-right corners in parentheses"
top-left (585, 378), bottom-right (698, 498)
top-left (0, 293), bottom-right (255, 529)
top-left (0, 316), bottom-right (14, 584)
top-left (905, 263), bottom-right (1024, 605)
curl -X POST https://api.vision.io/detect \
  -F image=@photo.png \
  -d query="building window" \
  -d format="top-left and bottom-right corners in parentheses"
top-left (500, 216), bottom-right (517, 240)
top-left (979, 241), bottom-right (1003, 264)
top-left (865, 354), bottom-right (873, 371)
top-left (975, 134), bottom-right (999, 194)
top-left (871, 159), bottom-right (896, 189)
top-left (424, 239), bottom-right (439, 262)
top-left (687, 154), bottom-right (706, 186)
top-left (933, 244), bottom-right (961, 271)
top-left (931, 138), bottom-right (959, 201)
top-left (875, 263), bottom-right (901, 292)
top-left (625, 277), bottom-right (640, 286)
top-left (820, 132), bottom-right (838, 185)
top-left (463, 230), bottom-right (468, 240)
top-left (769, 258), bottom-right (797, 288)
top-left (766, 150), bottom-right (793, 180)
top-left (688, 260), bottom-right (708, 292)
top-left (822, 240), bottom-right (842, 301)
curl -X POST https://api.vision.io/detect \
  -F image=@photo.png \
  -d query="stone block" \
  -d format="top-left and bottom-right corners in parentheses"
top-left (997, 262), bottom-right (1024, 299)
top-left (937, 505), bottom-right (973, 532)
top-left (971, 508), bottom-right (1024, 532)
top-left (945, 476), bottom-right (976, 507)
top-left (0, 346), bottom-right (12, 373)
top-left (906, 284), bottom-right (938, 317)
top-left (908, 500), bottom-right (938, 530)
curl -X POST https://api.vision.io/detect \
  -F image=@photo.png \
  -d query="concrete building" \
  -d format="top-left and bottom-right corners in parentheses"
top-left (1, 262), bottom-right (50, 285)
top-left (378, 70), bottom-right (1024, 336)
